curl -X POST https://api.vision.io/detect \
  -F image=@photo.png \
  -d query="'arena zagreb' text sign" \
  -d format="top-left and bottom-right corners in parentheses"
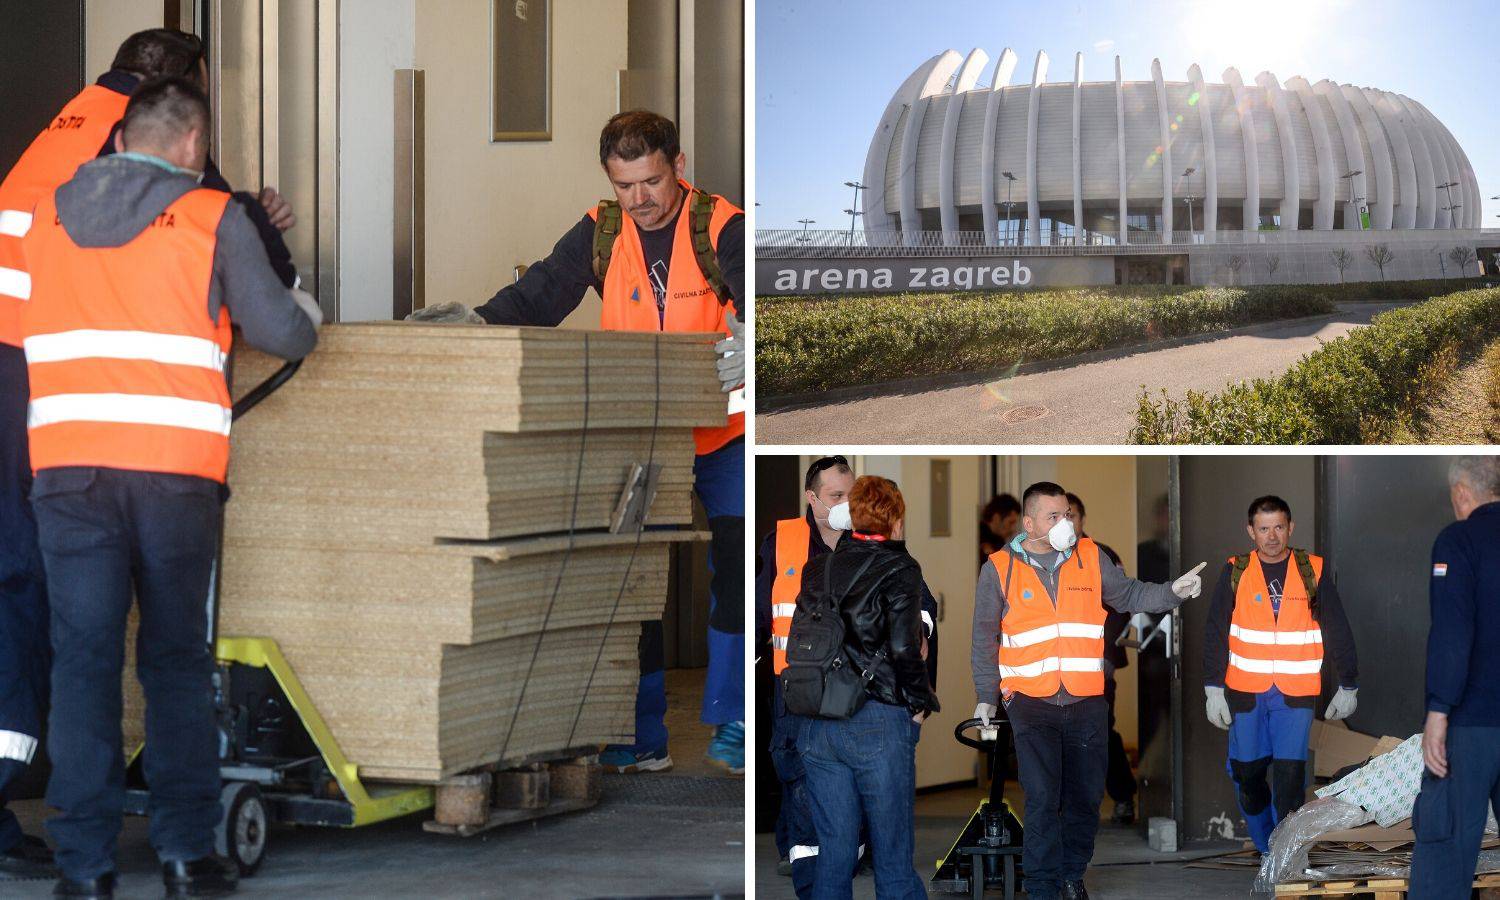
top-left (759, 255), bottom-right (1115, 295)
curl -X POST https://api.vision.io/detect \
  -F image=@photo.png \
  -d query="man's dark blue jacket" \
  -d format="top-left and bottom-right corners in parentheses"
top-left (1426, 500), bottom-right (1500, 726)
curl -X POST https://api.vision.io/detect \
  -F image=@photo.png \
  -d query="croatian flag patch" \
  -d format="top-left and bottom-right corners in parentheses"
top-left (1433, 563), bottom-right (1448, 577)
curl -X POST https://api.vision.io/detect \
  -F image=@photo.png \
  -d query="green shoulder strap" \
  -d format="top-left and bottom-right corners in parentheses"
top-left (591, 200), bottom-right (623, 283)
top-left (1292, 548), bottom-right (1319, 605)
top-left (1228, 553), bottom-right (1251, 595)
top-left (688, 189), bottom-right (732, 306)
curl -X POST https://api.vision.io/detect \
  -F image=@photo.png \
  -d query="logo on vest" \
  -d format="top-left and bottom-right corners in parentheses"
top-left (1022, 589), bottom-right (1033, 599)
top-left (150, 213), bottom-right (177, 229)
top-left (630, 287), bottom-right (640, 303)
top-left (48, 115), bottom-right (88, 132)
top-left (785, 566), bottom-right (796, 576)
top-left (1254, 593), bottom-right (1263, 603)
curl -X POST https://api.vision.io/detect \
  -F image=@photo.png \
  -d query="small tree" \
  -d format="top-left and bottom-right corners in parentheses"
top-left (1449, 244), bottom-right (1477, 277)
top-left (1225, 254), bottom-right (1246, 285)
top-left (1364, 243), bottom-right (1394, 281)
top-left (1265, 254), bottom-right (1281, 281)
top-left (1331, 248), bottom-right (1352, 283)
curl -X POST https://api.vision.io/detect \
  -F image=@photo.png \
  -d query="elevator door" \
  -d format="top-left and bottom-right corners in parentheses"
top-left (207, 0), bottom-right (338, 317)
top-left (1320, 456), bottom-right (1454, 738)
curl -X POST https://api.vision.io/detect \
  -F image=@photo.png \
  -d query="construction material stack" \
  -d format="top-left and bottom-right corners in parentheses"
top-left (123, 322), bottom-right (723, 785)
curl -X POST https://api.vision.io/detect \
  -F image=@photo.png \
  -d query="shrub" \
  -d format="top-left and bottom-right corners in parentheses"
top-left (755, 278), bottom-right (1487, 396)
top-left (1131, 286), bottom-right (1500, 444)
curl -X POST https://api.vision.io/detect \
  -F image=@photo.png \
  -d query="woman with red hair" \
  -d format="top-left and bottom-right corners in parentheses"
top-left (796, 475), bottom-right (939, 899)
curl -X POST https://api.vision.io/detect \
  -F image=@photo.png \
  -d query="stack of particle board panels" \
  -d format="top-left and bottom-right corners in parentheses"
top-left (123, 322), bottom-right (725, 783)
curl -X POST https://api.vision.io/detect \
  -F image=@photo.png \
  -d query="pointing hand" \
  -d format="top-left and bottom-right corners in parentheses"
top-left (1172, 561), bottom-right (1207, 600)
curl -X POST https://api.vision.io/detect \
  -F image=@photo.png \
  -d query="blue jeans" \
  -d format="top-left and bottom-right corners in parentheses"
top-left (1226, 686), bottom-right (1314, 852)
top-left (33, 467), bottom-right (224, 880)
top-left (771, 680), bottom-right (818, 898)
top-left (799, 699), bottom-right (925, 900)
top-left (618, 438), bottom-right (745, 752)
top-left (1006, 694), bottom-right (1108, 899)
top-left (0, 344), bottom-right (48, 856)
top-left (1410, 724), bottom-right (1500, 899)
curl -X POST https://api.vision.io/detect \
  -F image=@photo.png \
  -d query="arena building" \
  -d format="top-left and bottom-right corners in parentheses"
top-left (756, 49), bottom-right (1497, 291)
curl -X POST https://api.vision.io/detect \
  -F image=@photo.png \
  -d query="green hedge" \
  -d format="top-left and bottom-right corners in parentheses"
top-left (755, 279), bottom-right (1484, 396)
top-left (1130, 286), bottom-right (1500, 444)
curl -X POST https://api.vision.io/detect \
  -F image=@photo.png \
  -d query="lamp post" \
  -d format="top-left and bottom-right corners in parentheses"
top-left (1001, 171), bottom-right (1017, 246)
top-left (1180, 167), bottom-right (1197, 241)
top-left (842, 181), bottom-right (865, 242)
top-left (796, 218), bottom-right (815, 243)
top-left (1438, 181), bottom-right (1461, 227)
top-left (1341, 169), bottom-right (1363, 229)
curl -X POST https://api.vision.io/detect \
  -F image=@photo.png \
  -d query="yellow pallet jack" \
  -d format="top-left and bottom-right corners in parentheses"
top-left (123, 360), bottom-right (434, 876)
top-left (930, 718), bottom-right (1024, 900)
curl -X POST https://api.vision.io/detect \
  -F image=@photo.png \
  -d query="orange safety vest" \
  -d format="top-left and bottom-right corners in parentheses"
top-left (588, 180), bottom-right (743, 456)
top-left (1224, 551), bottom-right (1326, 696)
top-left (0, 85), bottom-right (130, 348)
top-left (991, 538), bottom-right (1107, 699)
top-left (21, 186), bottom-right (235, 483)
top-left (770, 517), bottom-right (812, 675)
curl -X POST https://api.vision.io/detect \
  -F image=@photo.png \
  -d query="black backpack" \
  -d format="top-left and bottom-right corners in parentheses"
top-left (781, 551), bottom-right (886, 719)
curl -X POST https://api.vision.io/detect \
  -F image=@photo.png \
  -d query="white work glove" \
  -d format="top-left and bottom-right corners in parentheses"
top-left (714, 316), bottom-right (744, 393)
top-left (289, 287), bottom-right (323, 328)
top-left (1172, 561), bottom-right (1208, 600)
top-left (974, 702), bottom-right (997, 728)
top-left (1205, 685), bottom-right (1232, 731)
top-left (406, 301), bottom-right (484, 324)
top-left (1325, 687), bottom-right (1358, 721)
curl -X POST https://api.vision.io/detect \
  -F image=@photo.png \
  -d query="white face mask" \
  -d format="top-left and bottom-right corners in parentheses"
top-left (826, 501), bottom-right (852, 532)
top-left (1046, 517), bottom-right (1077, 552)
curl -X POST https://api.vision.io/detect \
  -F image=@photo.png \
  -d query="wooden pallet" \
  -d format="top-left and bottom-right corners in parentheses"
top-left (422, 752), bottom-right (602, 837)
top-left (1275, 871), bottom-right (1500, 898)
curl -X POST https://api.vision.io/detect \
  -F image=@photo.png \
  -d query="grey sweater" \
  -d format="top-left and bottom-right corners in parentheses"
top-left (53, 155), bottom-right (316, 362)
top-left (971, 543), bottom-right (1183, 706)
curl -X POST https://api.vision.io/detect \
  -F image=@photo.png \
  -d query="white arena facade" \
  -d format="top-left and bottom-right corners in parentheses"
top-left (759, 49), bottom-right (1498, 291)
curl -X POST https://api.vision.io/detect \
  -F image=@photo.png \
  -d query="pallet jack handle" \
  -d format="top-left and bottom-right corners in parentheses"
top-left (955, 718), bottom-right (1012, 808)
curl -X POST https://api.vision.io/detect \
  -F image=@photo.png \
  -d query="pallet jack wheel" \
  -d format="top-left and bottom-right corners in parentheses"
top-left (215, 782), bottom-right (268, 877)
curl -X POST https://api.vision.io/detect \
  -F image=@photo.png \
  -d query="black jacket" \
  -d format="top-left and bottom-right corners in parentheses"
top-left (802, 535), bottom-right (939, 716)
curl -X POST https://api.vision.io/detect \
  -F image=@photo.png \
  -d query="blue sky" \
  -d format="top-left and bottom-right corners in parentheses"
top-left (754, 0), bottom-right (1499, 231)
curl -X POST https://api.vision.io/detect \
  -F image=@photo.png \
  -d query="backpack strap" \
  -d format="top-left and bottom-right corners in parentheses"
top-left (1292, 548), bottom-right (1319, 616)
top-left (688, 189), bottom-right (732, 306)
top-left (591, 200), bottom-right (623, 283)
top-left (1228, 553), bottom-right (1251, 595)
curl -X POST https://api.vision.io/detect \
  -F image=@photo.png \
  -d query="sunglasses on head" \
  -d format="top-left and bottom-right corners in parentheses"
top-left (804, 455), bottom-right (849, 491)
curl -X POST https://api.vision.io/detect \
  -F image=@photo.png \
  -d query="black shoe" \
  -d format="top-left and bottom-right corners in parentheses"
top-left (52, 872), bottom-right (115, 899)
top-left (1112, 799), bottom-right (1136, 825)
top-left (1, 834), bottom-right (59, 880)
top-left (162, 857), bottom-right (238, 898)
top-left (1061, 880), bottom-right (1090, 900)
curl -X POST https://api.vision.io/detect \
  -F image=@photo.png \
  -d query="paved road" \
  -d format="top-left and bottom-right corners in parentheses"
top-left (756, 302), bottom-right (1406, 445)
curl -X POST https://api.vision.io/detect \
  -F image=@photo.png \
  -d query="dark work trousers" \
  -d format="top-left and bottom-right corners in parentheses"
top-left (33, 467), bottom-right (224, 881)
top-left (1006, 693), bottom-right (1109, 899)
top-left (798, 699), bottom-right (925, 900)
top-left (0, 344), bottom-right (48, 856)
top-left (770, 679), bottom-right (818, 898)
top-left (1410, 725), bottom-right (1500, 898)
top-left (614, 438), bottom-right (745, 753)
top-left (1104, 675), bottom-right (1137, 804)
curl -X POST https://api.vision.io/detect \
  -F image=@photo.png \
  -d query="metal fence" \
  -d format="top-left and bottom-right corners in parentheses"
top-left (756, 227), bottom-right (1500, 260)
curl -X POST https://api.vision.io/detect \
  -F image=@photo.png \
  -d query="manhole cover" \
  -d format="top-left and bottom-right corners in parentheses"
top-left (1000, 404), bottom-right (1050, 425)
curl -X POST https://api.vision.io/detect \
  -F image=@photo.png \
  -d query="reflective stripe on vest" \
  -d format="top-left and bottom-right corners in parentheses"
top-left (1224, 551), bottom-right (1326, 696)
top-left (588, 179), bottom-right (744, 456)
top-left (0, 85), bottom-right (130, 347)
top-left (771, 516), bottom-right (811, 675)
top-left (21, 188), bottom-right (235, 482)
top-left (992, 537), bottom-right (1107, 699)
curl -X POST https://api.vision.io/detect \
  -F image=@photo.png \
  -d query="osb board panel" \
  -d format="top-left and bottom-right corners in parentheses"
top-left (224, 428), bottom-right (698, 544)
top-left (230, 324), bottom-right (726, 435)
top-left (219, 539), bottom-right (678, 645)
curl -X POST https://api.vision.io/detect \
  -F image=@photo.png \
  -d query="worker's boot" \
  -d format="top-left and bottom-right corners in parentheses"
top-left (161, 857), bottom-right (237, 898)
top-left (51, 871), bottom-right (115, 899)
top-left (1061, 879), bottom-right (1090, 900)
top-left (705, 721), bottom-right (745, 775)
top-left (1111, 799), bottom-right (1135, 825)
top-left (0, 834), bottom-right (58, 880)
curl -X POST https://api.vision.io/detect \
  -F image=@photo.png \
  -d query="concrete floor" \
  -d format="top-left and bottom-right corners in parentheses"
top-left (756, 782), bottom-right (1255, 898)
top-left (2, 669), bottom-right (744, 899)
